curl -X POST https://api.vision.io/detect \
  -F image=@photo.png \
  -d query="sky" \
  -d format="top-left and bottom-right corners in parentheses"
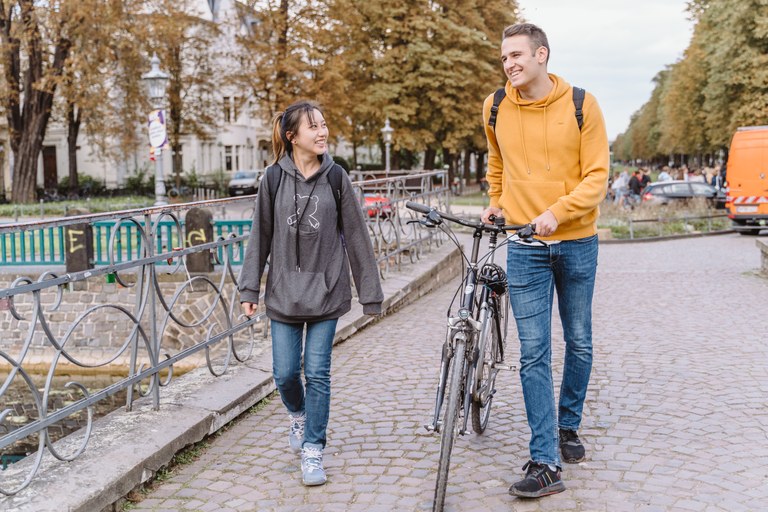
top-left (517, 0), bottom-right (694, 140)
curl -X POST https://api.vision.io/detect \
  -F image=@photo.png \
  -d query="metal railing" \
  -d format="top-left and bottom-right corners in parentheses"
top-left (0, 170), bottom-right (448, 496)
top-left (0, 219), bottom-right (253, 266)
top-left (624, 212), bottom-right (732, 239)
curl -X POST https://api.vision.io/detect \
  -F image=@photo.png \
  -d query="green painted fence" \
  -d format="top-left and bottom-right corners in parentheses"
top-left (0, 219), bottom-right (251, 266)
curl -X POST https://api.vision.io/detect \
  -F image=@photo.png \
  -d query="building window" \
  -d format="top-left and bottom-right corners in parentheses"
top-left (225, 145), bottom-right (232, 171)
top-left (233, 96), bottom-right (245, 122)
top-left (223, 97), bottom-right (231, 123)
top-left (235, 145), bottom-right (240, 170)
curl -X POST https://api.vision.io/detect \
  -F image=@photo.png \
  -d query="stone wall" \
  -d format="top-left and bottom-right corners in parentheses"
top-left (0, 269), bottom-right (266, 372)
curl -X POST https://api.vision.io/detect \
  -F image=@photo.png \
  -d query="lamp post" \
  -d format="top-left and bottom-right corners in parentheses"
top-left (141, 53), bottom-right (171, 206)
top-left (381, 118), bottom-right (394, 177)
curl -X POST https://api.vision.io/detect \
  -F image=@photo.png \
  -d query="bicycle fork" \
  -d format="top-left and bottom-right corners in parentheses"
top-left (425, 316), bottom-right (480, 434)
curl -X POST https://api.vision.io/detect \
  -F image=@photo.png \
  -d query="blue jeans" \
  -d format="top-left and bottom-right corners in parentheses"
top-left (506, 235), bottom-right (598, 467)
top-left (271, 318), bottom-right (338, 448)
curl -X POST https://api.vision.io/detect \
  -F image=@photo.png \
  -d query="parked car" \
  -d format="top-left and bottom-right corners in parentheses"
top-left (364, 193), bottom-right (393, 218)
top-left (641, 180), bottom-right (726, 209)
top-left (227, 170), bottom-right (260, 196)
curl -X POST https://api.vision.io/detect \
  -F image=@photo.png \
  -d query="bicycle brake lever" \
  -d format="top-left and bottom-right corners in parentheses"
top-left (517, 224), bottom-right (536, 241)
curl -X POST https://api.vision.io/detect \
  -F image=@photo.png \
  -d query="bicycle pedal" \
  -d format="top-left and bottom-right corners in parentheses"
top-left (493, 362), bottom-right (515, 371)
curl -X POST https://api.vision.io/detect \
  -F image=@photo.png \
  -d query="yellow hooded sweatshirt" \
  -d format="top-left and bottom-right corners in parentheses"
top-left (482, 74), bottom-right (609, 241)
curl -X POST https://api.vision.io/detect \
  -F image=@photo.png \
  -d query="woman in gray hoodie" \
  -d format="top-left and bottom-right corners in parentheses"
top-left (239, 100), bottom-right (383, 486)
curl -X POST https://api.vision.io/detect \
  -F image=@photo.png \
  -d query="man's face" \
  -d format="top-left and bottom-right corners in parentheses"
top-left (500, 34), bottom-right (547, 90)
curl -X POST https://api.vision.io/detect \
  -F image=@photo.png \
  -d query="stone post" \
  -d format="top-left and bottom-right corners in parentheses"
top-left (64, 208), bottom-right (94, 273)
top-left (185, 207), bottom-right (214, 273)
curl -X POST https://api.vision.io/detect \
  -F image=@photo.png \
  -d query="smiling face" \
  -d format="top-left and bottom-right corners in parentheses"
top-left (288, 109), bottom-right (328, 157)
top-left (500, 34), bottom-right (549, 96)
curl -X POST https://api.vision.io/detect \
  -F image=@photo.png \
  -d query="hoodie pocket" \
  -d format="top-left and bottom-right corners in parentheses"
top-left (505, 180), bottom-right (567, 219)
top-left (270, 270), bottom-right (335, 318)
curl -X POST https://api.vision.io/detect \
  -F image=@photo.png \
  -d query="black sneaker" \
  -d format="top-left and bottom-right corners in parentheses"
top-left (559, 429), bottom-right (586, 463)
top-left (508, 460), bottom-right (566, 498)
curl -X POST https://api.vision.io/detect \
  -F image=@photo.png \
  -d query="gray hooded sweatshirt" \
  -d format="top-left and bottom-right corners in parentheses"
top-left (239, 153), bottom-right (383, 323)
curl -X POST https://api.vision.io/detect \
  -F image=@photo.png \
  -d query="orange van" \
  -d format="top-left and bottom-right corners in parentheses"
top-left (725, 126), bottom-right (768, 234)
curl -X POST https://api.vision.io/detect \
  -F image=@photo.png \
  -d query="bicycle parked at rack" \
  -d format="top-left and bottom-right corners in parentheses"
top-left (405, 201), bottom-right (541, 511)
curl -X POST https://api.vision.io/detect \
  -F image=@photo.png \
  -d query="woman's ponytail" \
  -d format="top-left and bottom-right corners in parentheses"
top-left (271, 112), bottom-right (287, 164)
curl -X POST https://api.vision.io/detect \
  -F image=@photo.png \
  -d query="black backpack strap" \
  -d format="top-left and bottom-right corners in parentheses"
top-left (328, 164), bottom-right (345, 243)
top-left (572, 87), bottom-right (585, 131)
top-left (488, 88), bottom-right (506, 130)
top-left (265, 164), bottom-right (282, 212)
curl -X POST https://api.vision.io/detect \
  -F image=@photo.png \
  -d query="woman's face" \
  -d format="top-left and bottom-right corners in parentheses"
top-left (290, 109), bottom-right (329, 157)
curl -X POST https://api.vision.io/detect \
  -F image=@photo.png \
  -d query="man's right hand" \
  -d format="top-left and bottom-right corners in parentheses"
top-left (481, 206), bottom-right (503, 224)
top-left (241, 302), bottom-right (258, 317)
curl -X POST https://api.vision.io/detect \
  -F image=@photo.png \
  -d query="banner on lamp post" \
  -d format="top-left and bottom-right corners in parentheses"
top-left (148, 109), bottom-right (168, 155)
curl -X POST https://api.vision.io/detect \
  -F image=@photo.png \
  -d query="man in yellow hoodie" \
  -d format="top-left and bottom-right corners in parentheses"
top-left (481, 23), bottom-right (609, 498)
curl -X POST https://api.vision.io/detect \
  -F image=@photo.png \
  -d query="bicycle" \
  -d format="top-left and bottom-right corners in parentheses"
top-left (405, 201), bottom-right (539, 512)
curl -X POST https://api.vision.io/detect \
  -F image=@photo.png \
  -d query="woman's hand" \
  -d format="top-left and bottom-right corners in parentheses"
top-left (241, 302), bottom-right (258, 317)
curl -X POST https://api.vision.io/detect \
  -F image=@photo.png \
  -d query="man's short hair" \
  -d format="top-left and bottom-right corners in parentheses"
top-left (502, 23), bottom-right (550, 62)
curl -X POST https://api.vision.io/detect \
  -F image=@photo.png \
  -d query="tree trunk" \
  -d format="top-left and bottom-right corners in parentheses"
top-left (476, 152), bottom-right (486, 183)
top-left (168, 45), bottom-right (183, 189)
top-left (172, 142), bottom-right (182, 189)
top-left (67, 101), bottom-right (81, 196)
top-left (11, 98), bottom-right (56, 203)
top-left (463, 150), bottom-right (471, 184)
top-left (423, 148), bottom-right (436, 170)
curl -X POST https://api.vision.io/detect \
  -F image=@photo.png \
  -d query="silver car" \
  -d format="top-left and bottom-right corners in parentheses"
top-left (227, 170), bottom-right (260, 196)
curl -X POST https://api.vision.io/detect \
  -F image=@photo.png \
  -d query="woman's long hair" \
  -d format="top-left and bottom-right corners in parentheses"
top-left (271, 100), bottom-right (323, 164)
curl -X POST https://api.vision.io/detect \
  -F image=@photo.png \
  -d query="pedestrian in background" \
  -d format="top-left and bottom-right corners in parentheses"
top-left (239, 100), bottom-right (383, 486)
top-left (481, 22), bottom-right (609, 499)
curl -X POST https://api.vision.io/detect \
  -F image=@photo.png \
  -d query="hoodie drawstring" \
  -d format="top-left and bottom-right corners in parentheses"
top-left (292, 170), bottom-right (320, 272)
top-left (544, 106), bottom-right (551, 172)
top-left (516, 104), bottom-right (532, 175)
top-left (516, 104), bottom-right (552, 174)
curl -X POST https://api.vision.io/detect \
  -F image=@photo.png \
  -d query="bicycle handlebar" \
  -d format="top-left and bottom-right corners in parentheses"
top-left (405, 200), bottom-right (536, 237)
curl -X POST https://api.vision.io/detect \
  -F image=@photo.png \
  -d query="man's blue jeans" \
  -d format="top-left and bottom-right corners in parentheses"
top-left (271, 318), bottom-right (338, 449)
top-left (506, 235), bottom-right (598, 467)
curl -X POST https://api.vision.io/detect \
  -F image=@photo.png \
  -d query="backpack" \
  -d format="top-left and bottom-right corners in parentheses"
top-left (488, 86), bottom-right (585, 131)
top-left (265, 163), bottom-right (345, 240)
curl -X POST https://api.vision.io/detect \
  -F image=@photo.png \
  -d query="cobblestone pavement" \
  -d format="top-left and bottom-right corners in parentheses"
top-left (130, 233), bottom-right (768, 512)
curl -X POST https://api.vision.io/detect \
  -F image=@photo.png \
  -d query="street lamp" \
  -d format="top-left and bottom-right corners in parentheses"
top-left (381, 118), bottom-right (394, 176)
top-left (141, 53), bottom-right (171, 206)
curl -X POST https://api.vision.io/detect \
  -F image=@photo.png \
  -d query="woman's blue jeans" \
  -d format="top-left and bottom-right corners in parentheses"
top-left (271, 318), bottom-right (338, 449)
top-left (506, 235), bottom-right (598, 467)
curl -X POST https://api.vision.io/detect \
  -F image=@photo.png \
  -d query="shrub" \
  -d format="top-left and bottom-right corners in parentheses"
top-left (332, 156), bottom-right (350, 172)
top-left (58, 173), bottom-right (107, 197)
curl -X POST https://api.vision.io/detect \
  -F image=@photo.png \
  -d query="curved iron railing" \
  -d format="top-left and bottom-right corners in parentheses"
top-left (0, 170), bottom-right (448, 496)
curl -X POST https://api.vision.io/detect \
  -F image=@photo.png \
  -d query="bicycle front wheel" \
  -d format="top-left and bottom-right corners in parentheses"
top-left (433, 338), bottom-right (466, 512)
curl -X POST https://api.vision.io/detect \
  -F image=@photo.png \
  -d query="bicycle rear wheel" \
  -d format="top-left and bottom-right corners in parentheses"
top-left (471, 306), bottom-right (501, 434)
top-left (433, 338), bottom-right (466, 512)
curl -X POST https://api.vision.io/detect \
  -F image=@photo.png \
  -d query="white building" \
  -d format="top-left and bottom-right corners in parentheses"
top-left (1, 0), bottom-right (272, 197)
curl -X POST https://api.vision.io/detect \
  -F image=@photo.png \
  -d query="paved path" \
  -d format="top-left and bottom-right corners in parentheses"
top-left (130, 233), bottom-right (768, 512)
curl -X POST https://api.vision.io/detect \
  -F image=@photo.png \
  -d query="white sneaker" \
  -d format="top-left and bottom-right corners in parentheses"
top-left (301, 443), bottom-right (326, 486)
top-left (288, 412), bottom-right (305, 453)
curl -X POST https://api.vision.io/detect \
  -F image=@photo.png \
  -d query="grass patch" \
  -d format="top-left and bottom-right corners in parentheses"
top-left (449, 191), bottom-right (489, 207)
top-left (0, 196), bottom-right (153, 218)
top-left (599, 199), bottom-right (730, 239)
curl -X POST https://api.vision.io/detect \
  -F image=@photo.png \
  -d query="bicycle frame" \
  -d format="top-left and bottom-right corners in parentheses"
top-left (415, 205), bottom-right (530, 436)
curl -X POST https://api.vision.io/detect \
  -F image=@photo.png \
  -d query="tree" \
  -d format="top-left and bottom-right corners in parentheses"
top-left (144, 0), bottom-right (223, 185)
top-left (54, 0), bottom-right (146, 195)
top-left (0, 0), bottom-right (77, 203)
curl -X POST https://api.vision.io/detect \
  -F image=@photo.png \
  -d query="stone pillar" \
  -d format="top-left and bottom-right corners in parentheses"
top-left (64, 208), bottom-right (94, 273)
top-left (185, 207), bottom-right (214, 273)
